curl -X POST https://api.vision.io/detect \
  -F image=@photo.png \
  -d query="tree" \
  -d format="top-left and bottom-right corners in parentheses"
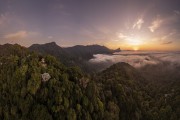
top-left (27, 72), bottom-right (41, 95)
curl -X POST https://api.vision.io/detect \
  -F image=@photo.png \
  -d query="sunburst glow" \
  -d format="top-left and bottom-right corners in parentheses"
top-left (127, 38), bottom-right (143, 46)
top-left (133, 46), bottom-right (139, 51)
top-left (0, 0), bottom-right (179, 51)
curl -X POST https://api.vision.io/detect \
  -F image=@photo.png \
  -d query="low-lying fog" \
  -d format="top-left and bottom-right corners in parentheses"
top-left (90, 51), bottom-right (180, 68)
top-left (89, 51), bottom-right (180, 83)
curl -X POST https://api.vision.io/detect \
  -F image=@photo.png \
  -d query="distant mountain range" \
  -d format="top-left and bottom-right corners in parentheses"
top-left (64, 44), bottom-right (120, 60)
top-left (28, 42), bottom-right (121, 72)
top-left (0, 42), bottom-right (120, 72)
top-left (29, 42), bottom-right (121, 61)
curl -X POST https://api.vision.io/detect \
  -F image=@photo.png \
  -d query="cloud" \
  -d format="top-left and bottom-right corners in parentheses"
top-left (90, 53), bottom-right (159, 68)
top-left (118, 32), bottom-right (143, 45)
top-left (149, 13), bottom-right (179, 33)
top-left (149, 18), bottom-right (163, 32)
top-left (161, 32), bottom-right (175, 40)
top-left (133, 18), bottom-right (144, 30)
top-left (4, 30), bottom-right (28, 40)
top-left (153, 52), bottom-right (180, 64)
top-left (118, 33), bottom-right (128, 39)
top-left (89, 51), bottom-right (180, 68)
top-left (162, 41), bottom-right (173, 44)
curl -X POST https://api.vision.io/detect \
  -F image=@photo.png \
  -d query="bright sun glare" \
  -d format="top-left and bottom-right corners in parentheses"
top-left (133, 46), bottom-right (139, 51)
top-left (128, 38), bottom-right (143, 46)
top-left (127, 37), bottom-right (142, 51)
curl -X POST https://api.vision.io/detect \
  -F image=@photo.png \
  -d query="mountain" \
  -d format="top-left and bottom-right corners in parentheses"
top-left (0, 44), bottom-right (144, 120)
top-left (29, 42), bottom-right (65, 55)
top-left (0, 43), bottom-right (28, 56)
top-left (100, 62), bottom-right (144, 82)
top-left (95, 62), bottom-right (180, 120)
top-left (29, 42), bottom-right (70, 62)
top-left (113, 48), bottom-right (121, 53)
top-left (94, 62), bottom-right (148, 119)
top-left (64, 44), bottom-right (115, 60)
top-left (0, 44), bottom-right (179, 120)
top-left (29, 42), bottom-right (119, 61)
top-left (28, 42), bottom-right (72, 65)
top-left (29, 42), bottom-right (121, 72)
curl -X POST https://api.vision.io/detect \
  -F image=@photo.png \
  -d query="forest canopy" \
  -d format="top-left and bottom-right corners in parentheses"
top-left (0, 44), bottom-right (179, 120)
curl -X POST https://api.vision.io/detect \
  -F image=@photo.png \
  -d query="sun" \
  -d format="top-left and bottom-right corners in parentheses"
top-left (127, 37), bottom-right (143, 51)
top-left (133, 46), bottom-right (139, 51)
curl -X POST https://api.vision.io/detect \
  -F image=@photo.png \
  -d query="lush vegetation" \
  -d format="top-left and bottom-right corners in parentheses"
top-left (0, 44), bottom-right (179, 120)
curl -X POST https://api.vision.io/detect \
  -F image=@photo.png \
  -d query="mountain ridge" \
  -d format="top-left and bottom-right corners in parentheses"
top-left (28, 42), bottom-right (121, 72)
top-left (29, 42), bottom-right (121, 60)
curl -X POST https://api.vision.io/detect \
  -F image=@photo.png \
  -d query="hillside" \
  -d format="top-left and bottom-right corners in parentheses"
top-left (0, 44), bottom-right (140, 120)
top-left (0, 43), bottom-right (28, 57)
top-left (0, 44), bottom-right (179, 120)
top-left (95, 62), bottom-right (179, 120)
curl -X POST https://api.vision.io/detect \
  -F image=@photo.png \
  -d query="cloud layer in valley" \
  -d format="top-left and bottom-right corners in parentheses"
top-left (89, 51), bottom-right (180, 68)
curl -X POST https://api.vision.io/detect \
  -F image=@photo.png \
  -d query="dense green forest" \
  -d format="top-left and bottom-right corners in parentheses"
top-left (0, 44), bottom-right (179, 120)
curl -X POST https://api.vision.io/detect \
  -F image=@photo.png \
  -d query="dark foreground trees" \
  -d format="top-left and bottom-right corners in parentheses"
top-left (0, 44), bottom-right (179, 120)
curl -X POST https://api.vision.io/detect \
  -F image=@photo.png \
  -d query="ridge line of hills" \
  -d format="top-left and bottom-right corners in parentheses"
top-left (0, 42), bottom-right (121, 72)
top-left (28, 41), bottom-right (121, 60)
top-left (29, 42), bottom-right (120, 72)
top-left (0, 43), bottom-right (179, 120)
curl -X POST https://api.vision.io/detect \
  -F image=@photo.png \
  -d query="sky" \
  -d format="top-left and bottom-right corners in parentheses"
top-left (0, 0), bottom-right (180, 51)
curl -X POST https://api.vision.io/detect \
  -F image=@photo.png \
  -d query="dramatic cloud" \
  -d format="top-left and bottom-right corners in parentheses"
top-left (149, 18), bottom-right (163, 32)
top-left (4, 30), bottom-right (28, 40)
top-left (133, 18), bottom-right (144, 30)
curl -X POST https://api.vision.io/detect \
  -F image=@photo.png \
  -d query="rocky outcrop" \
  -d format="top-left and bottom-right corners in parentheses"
top-left (41, 73), bottom-right (51, 82)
